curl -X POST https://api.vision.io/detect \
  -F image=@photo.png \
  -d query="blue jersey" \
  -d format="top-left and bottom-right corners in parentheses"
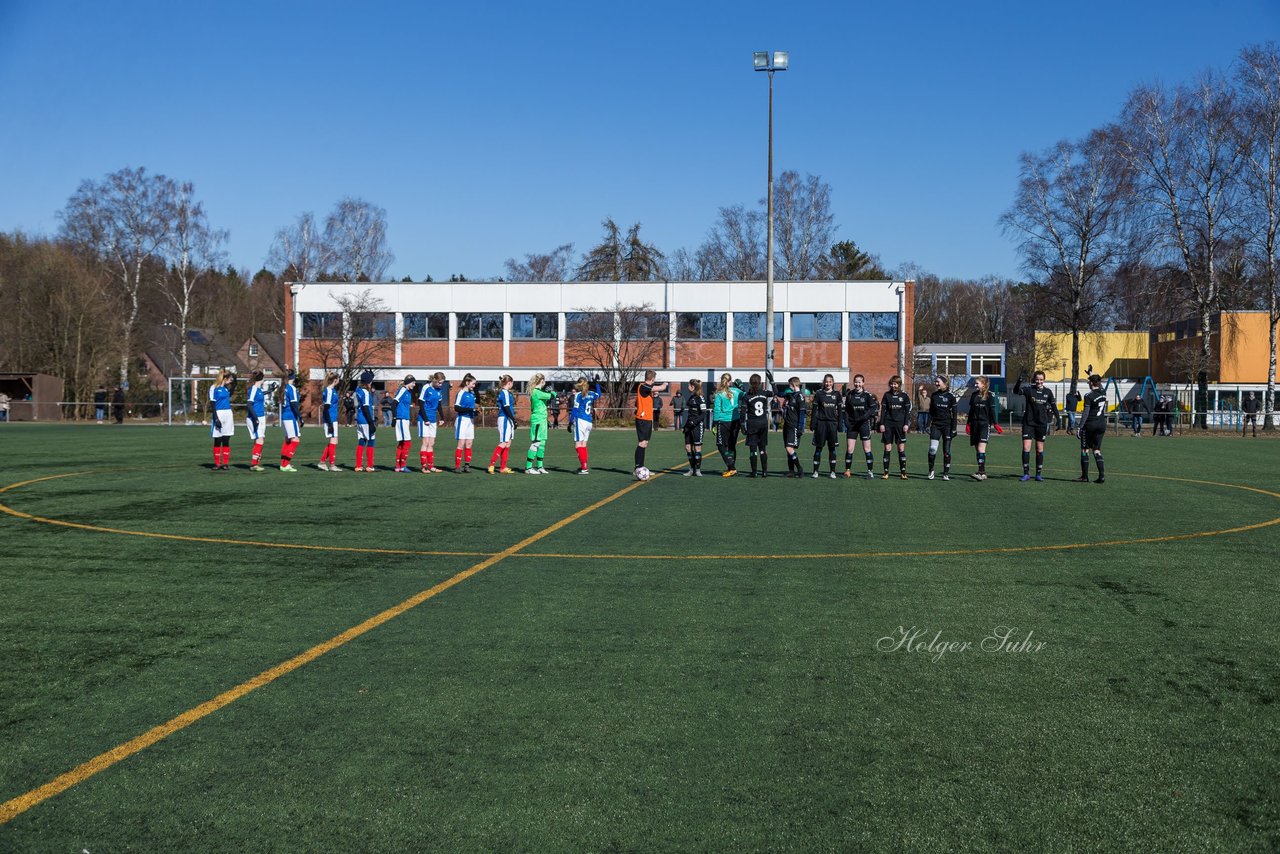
top-left (322, 386), bottom-right (340, 422)
top-left (571, 385), bottom-right (602, 423)
top-left (281, 384), bottom-right (299, 422)
top-left (394, 386), bottom-right (414, 420)
top-left (418, 384), bottom-right (444, 422)
top-left (455, 388), bottom-right (475, 419)
top-left (497, 389), bottom-right (516, 421)
top-left (210, 384), bottom-right (231, 412)
top-left (247, 385), bottom-right (266, 418)
top-left (355, 388), bottom-right (375, 425)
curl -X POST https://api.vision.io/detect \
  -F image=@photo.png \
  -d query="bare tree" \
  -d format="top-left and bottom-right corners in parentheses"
top-left (268, 212), bottom-right (331, 282)
top-left (1117, 73), bottom-right (1246, 427)
top-left (58, 166), bottom-right (178, 386)
top-left (324, 197), bottom-right (394, 281)
top-left (695, 204), bottom-right (764, 281)
top-left (298, 289), bottom-right (396, 395)
top-left (1001, 130), bottom-right (1128, 393)
top-left (504, 243), bottom-right (575, 281)
top-left (564, 303), bottom-right (669, 412)
top-left (1237, 43), bottom-right (1280, 429)
top-left (773, 170), bottom-right (836, 280)
top-left (575, 219), bottom-right (664, 281)
top-left (162, 182), bottom-right (228, 385)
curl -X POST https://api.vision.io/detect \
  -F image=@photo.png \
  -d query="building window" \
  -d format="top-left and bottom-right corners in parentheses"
top-left (565, 312), bottom-right (610, 338)
top-left (349, 312), bottom-right (396, 339)
top-left (848, 312), bottom-right (898, 340)
top-left (733, 312), bottom-right (785, 341)
top-left (973, 355), bottom-right (1003, 376)
top-left (403, 312), bottom-right (448, 339)
top-left (512, 313), bottom-right (558, 340)
top-left (301, 312), bottom-right (342, 338)
top-left (676, 312), bottom-right (726, 340)
top-left (790, 312), bottom-right (842, 340)
top-left (456, 312), bottom-right (503, 340)
top-left (935, 355), bottom-right (968, 376)
top-left (248, 343), bottom-right (259, 357)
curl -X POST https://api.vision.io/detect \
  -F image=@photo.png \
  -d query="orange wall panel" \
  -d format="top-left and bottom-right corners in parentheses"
top-left (401, 341), bottom-right (450, 367)
top-left (847, 342), bottom-right (900, 390)
top-left (675, 341), bottom-right (727, 368)
top-left (455, 341), bottom-right (504, 366)
top-left (509, 341), bottom-right (559, 367)
top-left (788, 342), bottom-right (843, 371)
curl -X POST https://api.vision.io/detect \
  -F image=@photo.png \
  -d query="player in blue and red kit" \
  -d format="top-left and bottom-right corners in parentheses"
top-left (354, 370), bottom-right (377, 472)
top-left (246, 370), bottom-right (267, 471)
top-left (392, 374), bottom-right (417, 472)
top-left (317, 372), bottom-right (342, 471)
top-left (570, 377), bottom-right (603, 474)
top-left (278, 370), bottom-right (301, 472)
top-left (417, 372), bottom-right (446, 472)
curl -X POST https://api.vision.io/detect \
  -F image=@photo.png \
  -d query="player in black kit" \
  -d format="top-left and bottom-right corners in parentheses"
top-left (1075, 374), bottom-right (1108, 484)
top-left (809, 373), bottom-right (842, 478)
top-left (879, 375), bottom-right (912, 479)
top-left (843, 373), bottom-right (879, 479)
top-left (741, 373), bottom-right (774, 477)
top-left (782, 376), bottom-right (807, 477)
top-left (1014, 370), bottom-right (1057, 481)
top-left (927, 374), bottom-right (959, 481)
top-left (682, 378), bottom-right (706, 476)
top-left (965, 375), bottom-right (1002, 480)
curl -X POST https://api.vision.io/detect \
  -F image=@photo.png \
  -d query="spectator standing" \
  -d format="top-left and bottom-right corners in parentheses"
top-left (380, 390), bottom-right (394, 427)
top-left (549, 391), bottom-right (562, 430)
top-left (653, 390), bottom-right (664, 429)
top-left (93, 385), bottom-right (108, 424)
top-left (0, 391), bottom-right (9, 423)
top-left (112, 387), bottom-right (125, 424)
top-left (915, 383), bottom-right (931, 433)
top-left (343, 391), bottom-right (356, 426)
top-left (1242, 391), bottom-right (1261, 438)
top-left (1129, 396), bottom-right (1144, 436)
top-left (1065, 388), bottom-right (1081, 432)
top-left (672, 390), bottom-right (685, 430)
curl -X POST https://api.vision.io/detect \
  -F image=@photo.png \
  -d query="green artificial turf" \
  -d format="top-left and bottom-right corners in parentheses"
top-left (0, 423), bottom-right (1277, 850)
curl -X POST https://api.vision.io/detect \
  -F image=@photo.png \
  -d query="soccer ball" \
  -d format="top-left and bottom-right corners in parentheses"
top-left (635, 466), bottom-right (651, 481)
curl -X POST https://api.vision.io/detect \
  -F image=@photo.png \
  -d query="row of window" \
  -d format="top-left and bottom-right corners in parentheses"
top-left (301, 311), bottom-right (899, 342)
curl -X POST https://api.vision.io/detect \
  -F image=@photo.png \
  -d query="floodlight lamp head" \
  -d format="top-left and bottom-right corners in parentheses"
top-left (754, 51), bottom-right (769, 71)
top-left (772, 50), bottom-right (789, 70)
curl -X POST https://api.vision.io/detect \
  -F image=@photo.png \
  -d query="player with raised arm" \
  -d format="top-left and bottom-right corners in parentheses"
top-left (1076, 374), bottom-right (1109, 484)
top-left (1014, 370), bottom-right (1056, 481)
top-left (712, 373), bottom-right (742, 477)
top-left (278, 370), bottom-right (302, 472)
top-left (318, 372), bottom-right (342, 471)
top-left (488, 374), bottom-right (518, 474)
top-left (453, 373), bottom-right (477, 473)
top-left (634, 369), bottom-right (669, 475)
top-left (682, 379), bottom-right (707, 476)
top-left (417, 372), bottom-right (446, 473)
top-left (245, 370), bottom-right (267, 472)
top-left (354, 370), bottom-right (377, 472)
top-left (392, 374), bottom-right (417, 472)
top-left (965, 375), bottom-right (1001, 480)
top-left (781, 377), bottom-right (807, 477)
top-left (741, 373), bottom-right (774, 477)
top-left (523, 373), bottom-right (553, 474)
top-left (926, 374), bottom-right (959, 481)
top-left (209, 369), bottom-right (235, 470)
top-left (879, 375), bottom-right (912, 480)
top-left (809, 373), bottom-right (842, 478)
top-left (570, 377), bottom-right (603, 474)
top-left (843, 373), bottom-right (879, 479)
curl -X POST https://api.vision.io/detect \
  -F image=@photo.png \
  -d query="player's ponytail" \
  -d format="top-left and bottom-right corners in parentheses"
top-left (530, 372), bottom-right (545, 389)
top-left (575, 378), bottom-right (588, 394)
top-left (718, 372), bottom-right (733, 399)
top-left (689, 378), bottom-right (702, 394)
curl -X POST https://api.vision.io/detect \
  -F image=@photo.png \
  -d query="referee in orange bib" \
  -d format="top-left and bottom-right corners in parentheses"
top-left (634, 369), bottom-right (669, 474)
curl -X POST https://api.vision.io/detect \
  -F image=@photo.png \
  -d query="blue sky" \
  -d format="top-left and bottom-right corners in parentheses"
top-left (1, 0), bottom-right (1276, 282)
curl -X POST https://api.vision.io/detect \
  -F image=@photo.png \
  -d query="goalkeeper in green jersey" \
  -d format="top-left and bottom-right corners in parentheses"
top-left (525, 372), bottom-right (554, 474)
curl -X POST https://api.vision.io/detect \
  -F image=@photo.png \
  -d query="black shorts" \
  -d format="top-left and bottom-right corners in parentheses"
top-left (1245, 413), bottom-right (1258, 424)
top-left (1081, 426), bottom-right (1105, 450)
top-left (929, 423), bottom-right (956, 441)
top-left (684, 421), bottom-right (705, 446)
top-left (635, 419), bottom-right (653, 443)
top-left (783, 424), bottom-right (803, 447)
top-left (1022, 424), bottom-right (1048, 442)
top-left (969, 423), bottom-right (990, 446)
top-left (847, 419), bottom-right (873, 442)
top-left (811, 421), bottom-right (839, 449)
top-left (882, 424), bottom-right (907, 445)
top-left (745, 423), bottom-right (769, 449)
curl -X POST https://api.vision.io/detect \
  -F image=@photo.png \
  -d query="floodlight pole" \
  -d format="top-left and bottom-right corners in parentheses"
top-left (756, 51), bottom-right (787, 384)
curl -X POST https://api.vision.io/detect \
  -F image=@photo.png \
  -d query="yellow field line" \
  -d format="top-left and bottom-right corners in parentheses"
top-left (0, 472), bottom-right (658, 825)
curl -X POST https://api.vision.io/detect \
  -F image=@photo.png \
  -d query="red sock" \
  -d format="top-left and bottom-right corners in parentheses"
top-left (356, 446), bottom-right (365, 468)
top-left (490, 447), bottom-right (501, 466)
top-left (426, 450), bottom-right (434, 468)
top-left (326, 444), bottom-right (336, 464)
top-left (252, 442), bottom-right (263, 463)
top-left (212, 446), bottom-right (219, 466)
top-left (288, 440), bottom-right (299, 461)
top-left (455, 448), bottom-right (463, 468)
top-left (465, 447), bottom-right (472, 464)
top-left (222, 446), bottom-right (231, 466)
top-left (501, 447), bottom-right (509, 468)
top-left (366, 447), bottom-right (375, 468)
top-left (420, 450), bottom-right (428, 468)
top-left (577, 446), bottom-right (589, 468)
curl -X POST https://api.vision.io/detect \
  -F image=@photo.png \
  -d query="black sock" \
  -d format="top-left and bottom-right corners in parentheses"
top-left (693, 451), bottom-right (702, 471)
top-left (977, 451), bottom-right (986, 473)
top-left (928, 452), bottom-right (936, 472)
top-left (1022, 450), bottom-right (1030, 474)
top-left (1035, 451), bottom-right (1044, 474)
top-left (899, 450), bottom-right (907, 471)
top-left (1096, 454), bottom-right (1104, 478)
top-left (844, 452), bottom-right (853, 470)
top-left (761, 452), bottom-right (768, 473)
top-left (1080, 451), bottom-right (1089, 478)
top-left (883, 450), bottom-right (891, 471)
top-left (865, 451), bottom-right (874, 471)
top-left (635, 446), bottom-right (645, 468)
